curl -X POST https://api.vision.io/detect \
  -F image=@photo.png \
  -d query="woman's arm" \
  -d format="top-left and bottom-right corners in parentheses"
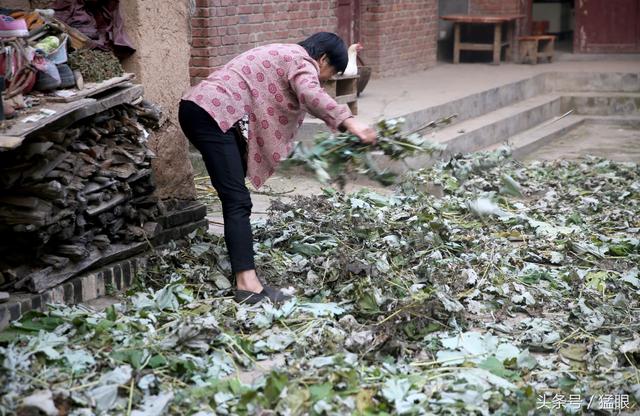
top-left (289, 59), bottom-right (376, 143)
top-left (340, 117), bottom-right (377, 144)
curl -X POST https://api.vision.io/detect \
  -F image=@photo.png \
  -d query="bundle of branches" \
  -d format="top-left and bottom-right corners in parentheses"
top-left (283, 117), bottom-right (451, 188)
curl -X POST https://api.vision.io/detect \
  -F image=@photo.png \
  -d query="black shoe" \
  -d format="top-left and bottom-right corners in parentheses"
top-left (234, 285), bottom-right (291, 305)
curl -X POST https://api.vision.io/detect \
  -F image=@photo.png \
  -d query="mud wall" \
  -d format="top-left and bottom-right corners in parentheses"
top-left (2, 0), bottom-right (31, 9)
top-left (121, 0), bottom-right (196, 200)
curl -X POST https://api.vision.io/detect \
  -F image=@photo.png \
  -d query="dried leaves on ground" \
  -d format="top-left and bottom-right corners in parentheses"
top-left (1, 149), bottom-right (639, 415)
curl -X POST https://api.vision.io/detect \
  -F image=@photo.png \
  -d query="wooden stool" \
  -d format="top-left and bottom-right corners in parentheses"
top-left (323, 74), bottom-right (359, 115)
top-left (518, 35), bottom-right (555, 64)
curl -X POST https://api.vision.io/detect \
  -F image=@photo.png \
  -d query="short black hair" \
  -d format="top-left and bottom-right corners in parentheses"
top-left (298, 32), bottom-right (348, 73)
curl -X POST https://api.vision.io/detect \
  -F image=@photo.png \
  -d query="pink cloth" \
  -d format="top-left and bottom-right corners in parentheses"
top-left (182, 43), bottom-right (353, 189)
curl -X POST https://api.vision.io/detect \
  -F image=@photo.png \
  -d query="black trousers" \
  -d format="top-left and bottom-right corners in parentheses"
top-left (178, 100), bottom-right (255, 274)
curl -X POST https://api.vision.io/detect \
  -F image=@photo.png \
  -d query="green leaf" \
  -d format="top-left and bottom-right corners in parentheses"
top-left (290, 242), bottom-right (322, 256)
top-left (500, 174), bottom-right (523, 197)
top-left (309, 382), bottom-right (333, 402)
top-left (478, 356), bottom-right (520, 380)
top-left (95, 319), bottom-right (116, 334)
top-left (516, 349), bottom-right (538, 370)
top-left (585, 271), bottom-right (607, 293)
top-left (27, 331), bottom-right (67, 359)
top-left (254, 332), bottom-right (295, 353)
top-left (154, 285), bottom-right (181, 311)
top-left (403, 321), bottom-right (440, 340)
top-left (89, 385), bottom-right (119, 412)
top-left (190, 242), bottom-right (212, 257)
top-left (566, 211), bottom-right (583, 225)
top-left (169, 357), bottom-right (198, 376)
top-left (105, 305), bottom-right (117, 321)
top-left (495, 343), bottom-right (520, 362)
top-left (608, 243), bottom-right (633, 256)
top-left (298, 302), bottom-right (345, 317)
top-left (64, 348), bottom-right (95, 373)
top-left (621, 268), bottom-right (640, 288)
top-left (436, 350), bottom-right (467, 365)
top-left (110, 349), bottom-right (149, 370)
top-left (357, 292), bottom-right (380, 314)
top-left (264, 371), bottom-right (288, 406)
top-left (14, 311), bottom-right (64, 332)
top-left (381, 378), bottom-right (411, 404)
top-left (0, 328), bottom-right (31, 343)
top-left (558, 376), bottom-right (577, 391)
top-left (212, 272), bottom-right (232, 289)
top-left (148, 355), bottom-right (168, 368)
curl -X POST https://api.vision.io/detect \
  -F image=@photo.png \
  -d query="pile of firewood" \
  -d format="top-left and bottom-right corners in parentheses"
top-left (0, 103), bottom-right (164, 292)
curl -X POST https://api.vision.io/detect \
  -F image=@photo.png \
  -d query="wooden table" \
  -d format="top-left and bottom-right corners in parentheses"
top-left (441, 14), bottom-right (524, 65)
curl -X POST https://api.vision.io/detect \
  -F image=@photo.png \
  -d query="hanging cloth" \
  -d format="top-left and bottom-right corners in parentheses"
top-left (52, 0), bottom-right (135, 57)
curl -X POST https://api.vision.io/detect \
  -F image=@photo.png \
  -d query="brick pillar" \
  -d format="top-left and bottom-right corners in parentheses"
top-left (121, 0), bottom-right (197, 200)
top-left (359, 0), bottom-right (439, 79)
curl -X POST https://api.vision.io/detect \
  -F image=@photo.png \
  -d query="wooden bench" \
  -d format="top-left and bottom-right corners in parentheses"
top-left (324, 74), bottom-right (359, 115)
top-left (518, 35), bottom-right (555, 64)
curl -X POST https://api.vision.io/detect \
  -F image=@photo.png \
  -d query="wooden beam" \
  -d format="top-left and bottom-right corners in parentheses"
top-left (0, 136), bottom-right (25, 150)
top-left (453, 23), bottom-right (461, 64)
top-left (458, 43), bottom-right (495, 51)
top-left (493, 22), bottom-right (502, 65)
top-left (0, 100), bottom-right (89, 150)
top-left (45, 73), bottom-right (136, 103)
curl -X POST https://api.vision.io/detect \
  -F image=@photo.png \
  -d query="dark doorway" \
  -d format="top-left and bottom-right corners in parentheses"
top-left (531, 0), bottom-right (575, 53)
top-left (437, 0), bottom-right (469, 62)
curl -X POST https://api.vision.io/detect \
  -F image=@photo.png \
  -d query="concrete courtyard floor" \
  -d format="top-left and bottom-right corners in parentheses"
top-left (202, 57), bottom-right (640, 235)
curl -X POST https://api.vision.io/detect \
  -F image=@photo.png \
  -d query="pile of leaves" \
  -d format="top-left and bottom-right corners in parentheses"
top-left (68, 49), bottom-right (125, 83)
top-left (282, 118), bottom-right (447, 189)
top-left (1, 151), bottom-right (639, 415)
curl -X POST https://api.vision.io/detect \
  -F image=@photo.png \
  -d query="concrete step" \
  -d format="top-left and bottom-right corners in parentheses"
top-left (562, 92), bottom-right (640, 116)
top-left (298, 71), bottom-right (640, 143)
top-left (299, 74), bottom-right (547, 141)
top-left (374, 90), bottom-right (640, 173)
top-left (548, 71), bottom-right (640, 93)
top-left (427, 93), bottom-right (564, 156)
top-left (480, 114), bottom-right (585, 159)
top-left (480, 115), bottom-right (640, 160)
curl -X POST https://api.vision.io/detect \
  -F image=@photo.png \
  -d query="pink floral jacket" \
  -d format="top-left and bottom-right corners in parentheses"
top-left (182, 43), bottom-right (353, 188)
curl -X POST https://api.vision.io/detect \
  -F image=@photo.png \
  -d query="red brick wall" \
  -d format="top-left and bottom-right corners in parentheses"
top-left (189, 0), bottom-right (439, 83)
top-left (468, 0), bottom-right (528, 35)
top-left (190, 0), bottom-right (338, 85)
top-left (469, 0), bottom-right (523, 15)
top-left (359, 0), bottom-right (438, 78)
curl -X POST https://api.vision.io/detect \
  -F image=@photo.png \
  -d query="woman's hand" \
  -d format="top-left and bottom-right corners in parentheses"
top-left (341, 118), bottom-right (377, 144)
